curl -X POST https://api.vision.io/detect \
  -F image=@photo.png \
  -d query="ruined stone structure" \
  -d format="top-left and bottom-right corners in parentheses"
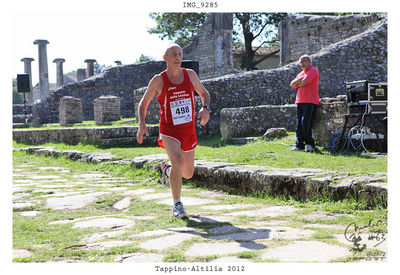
top-left (139, 16), bottom-right (387, 136)
top-left (31, 61), bottom-right (166, 126)
top-left (279, 13), bottom-right (385, 64)
top-left (33, 39), bottom-right (50, 102)
top-left (94, 95), bottom-right (121, 125)
top-left (183, 13), bottom-right (236, 79)
top-left (59, 96), bottom-right (83, 126)
top-left (220, 105), bottom-right (297, 141)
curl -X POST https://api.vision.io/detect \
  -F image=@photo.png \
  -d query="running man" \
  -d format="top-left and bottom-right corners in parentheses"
top-left (136, 44), bottom-right (211, 219)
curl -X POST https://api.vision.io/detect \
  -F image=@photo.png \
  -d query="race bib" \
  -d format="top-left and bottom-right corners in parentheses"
top-left (170, 98), bottom-right (192, 125)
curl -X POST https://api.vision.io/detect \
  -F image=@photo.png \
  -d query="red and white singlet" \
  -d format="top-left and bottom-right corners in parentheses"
top-left (157, 68), bottom-right (197, 152)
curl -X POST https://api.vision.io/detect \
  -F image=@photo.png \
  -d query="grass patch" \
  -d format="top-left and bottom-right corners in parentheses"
top-left (14, 133), bottom-right (387, 174)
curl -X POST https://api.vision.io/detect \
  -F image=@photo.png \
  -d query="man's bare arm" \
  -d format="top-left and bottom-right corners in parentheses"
top-left (136, 75), bottom-right (161, 143)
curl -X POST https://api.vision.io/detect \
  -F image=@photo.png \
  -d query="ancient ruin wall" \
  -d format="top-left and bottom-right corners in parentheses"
top-left (32, 61), bottom-right (166, 125)
top-left (279, 13), bottom-right (385, 64)
top-left (183, 13), bottom-right (235, 79)
top-left (138, 18), bottom-right (387, 136)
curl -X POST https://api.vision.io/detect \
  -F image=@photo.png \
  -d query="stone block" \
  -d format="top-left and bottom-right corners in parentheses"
top-left (59, 96), bottom-right (83, 126)
top-left (94, 95), bottom-right (121, 125)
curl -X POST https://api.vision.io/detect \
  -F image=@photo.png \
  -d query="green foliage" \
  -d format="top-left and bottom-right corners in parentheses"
top-left (12, 78), bottom-right (24, 104)
top-left (148, 13), bottom-right (208, 47)
top-left (135, 54), bottom-right (155, 63)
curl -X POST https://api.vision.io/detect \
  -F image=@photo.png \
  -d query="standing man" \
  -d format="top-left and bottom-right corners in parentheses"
top-left (290, 55), bottom-right (319, 152)
top-left (136, 44), bottom-right (211, 219)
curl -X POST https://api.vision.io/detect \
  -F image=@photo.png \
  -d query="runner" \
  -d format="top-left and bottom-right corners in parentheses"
top-left (136, 43), bottom-right (211, 219)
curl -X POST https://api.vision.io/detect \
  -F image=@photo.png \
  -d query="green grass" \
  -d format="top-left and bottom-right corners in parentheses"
top-left (12, 151), bottom-right (387, 263)
top-left (13, 133), bottom-right (387, 175)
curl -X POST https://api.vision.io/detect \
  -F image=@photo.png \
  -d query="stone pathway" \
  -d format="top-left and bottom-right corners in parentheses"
top-left (12, 155), bottom-right (387, 263)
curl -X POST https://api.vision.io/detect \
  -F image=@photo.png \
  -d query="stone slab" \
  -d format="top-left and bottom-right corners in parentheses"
top-left (185, 242), bottom-right (266, 257)
top-left (81, 230), bottom-right (126, 243)
top-left (117, 252), bottom-right (164, 263)
top-left (20, 211), bottom-right (41, 217)
top-left (72, 217), bottom-right (135, 229)
top-left (200, 204), bottom-right (258, 211)
top-left (157, 197), bottom-right (218, 206)
top-left (13, 249), bottom-right (33, 259)
top-left (46, 192), bottom-right (108, 210)
top-left (140, 192), bottom-right (172, 201)
top-left (261, 241), bottom-right (350, 262)
top-left (123, 189), bottom-right (155, 196)
top-left (139, 232), bottom-right (197, 251)
top-left (113, 197), bottom-right (131, 210)
top-left (229, 206), bottom-right (299, 217)
top-left (82, 240), bottom-right (133, 250)
top-left (210, 256), bottom-right (253, 263)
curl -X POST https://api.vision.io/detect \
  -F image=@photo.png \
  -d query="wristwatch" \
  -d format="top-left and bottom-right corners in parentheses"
top-left (202, 105), bottom-right (211, 112)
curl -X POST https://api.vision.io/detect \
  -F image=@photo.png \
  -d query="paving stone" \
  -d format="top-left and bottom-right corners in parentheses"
top-left (191, 215), bottom-right (235, 223)
top-left (29, 175), bottom-right (62, 180)
top-left (140, 192), bottom-right (172, 201)
top-left (200, 204), bottom-right (258, 211)
top-left (207, 225), bottom-right (241, 235)
top-left (108, 187), bottom-right (128, 191)
top-left (139, 232), bottom-right (197, 250)
top-left (210, 256), bottom-right (253, 263)
top-left (131, 227), bottom-right (198, 238)
top-left (304, 224), bottom-right (346, 230)
top-left (72, 217), bottom-right (135, 229)
top-left (185, 242), bottom-right (266, 257)
top-left (117, 252), bottom-right (164, 263)
top-left (13, 193), bottom-right (31, 199)
top-left (302, 211), bottom-right (353, 220)
top-left (247, 220), bottom-right (289, 227)
top-left (229, 206), bottom-right (299, 217)
top-left (269, 227), bottom-right (315, 240)
top-left (113, 197), bottom-right (131, 210)
top-left (13, 201), bottom-right (36, 208)
top-left (72, 173), bottom-right (110, 179)
top-left (81, 230), bottom-right (126, 243)
top-left (123, 189), bottom-right (155, 196)
top-left (209, 229), bottom-right (272, 241)
top-left (13, 179), bottom-right (36, 184)
top-left (46, 192), bottom-right (108, 210)
top-left (334, 233), bottom-right (387, 252)
top-left (157, 197), bottom-right (218, 206)
top-left (261, 241), bottom-right (350, 262)
top-left (13, 249), bottom-right (33, 259)
top-left (81, 240), bottom-right (133, 250)
top-left (20, 211), bottom-right (41, 217)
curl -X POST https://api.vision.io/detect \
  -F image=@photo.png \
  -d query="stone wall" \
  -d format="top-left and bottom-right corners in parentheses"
top-left (32, 61), bottom-right (167, 125)
top-left (13, 126), bottom-right (159, 146)
top-left (137, 18), bottom-right (387, 136)
top-left (183, 13), bottom-right (236, 79)
top-left (279, 13), bottom-right (385, 64)
top-left (220, 105), bottom-right (297, 140)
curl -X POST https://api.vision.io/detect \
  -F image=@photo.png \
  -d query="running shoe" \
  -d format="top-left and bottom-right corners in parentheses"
top-left (172, 201), bottom-right (189, 219)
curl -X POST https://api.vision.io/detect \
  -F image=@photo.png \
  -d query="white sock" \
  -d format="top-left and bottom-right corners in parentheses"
top-left (173, 198), bottom-right (181, 205)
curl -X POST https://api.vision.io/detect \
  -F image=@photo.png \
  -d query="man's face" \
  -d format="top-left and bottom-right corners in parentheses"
top-left (299, 57), bottom-right (311, 70)
top-left (164, 46), bottom-right (182, 68)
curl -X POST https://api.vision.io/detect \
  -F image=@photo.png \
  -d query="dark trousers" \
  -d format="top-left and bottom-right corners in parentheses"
top-left (296, 103), bottom-right (317, 149)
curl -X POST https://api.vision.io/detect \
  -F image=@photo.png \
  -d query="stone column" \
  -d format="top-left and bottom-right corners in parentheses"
top-left (53, 58), bottom-right (65, 88)
top-left (84, 59), bottom-right (97, 77)
top-left (77, 69), bottom-right (86, 81)
top-left (33, 39), bottom-right (50, 99)
top-left (20, 57), bottom-right (34, 104)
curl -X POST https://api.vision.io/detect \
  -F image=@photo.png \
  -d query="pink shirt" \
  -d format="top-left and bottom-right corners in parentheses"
top-left (293, 66), bottom-right (320, 105)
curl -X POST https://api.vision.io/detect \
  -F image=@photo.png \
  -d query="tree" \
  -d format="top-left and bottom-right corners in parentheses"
top-left (234, 13), bottom-right (287, 70)
top-left (135, 54), bottom-right (155, 63)
top-left (148, 13), bottom-right (208, 47)
top-left (148, 13), bottom-right (288, 71)
top-left (94, 63), bottom-right (112, 75)
top-left (12, 78), bottom-right (24, 104)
